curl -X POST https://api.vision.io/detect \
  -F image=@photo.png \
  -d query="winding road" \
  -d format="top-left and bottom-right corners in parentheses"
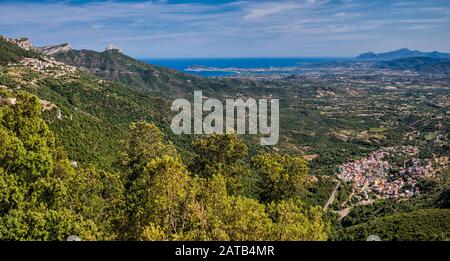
top-left (323, 180), bottom-right (341, 212)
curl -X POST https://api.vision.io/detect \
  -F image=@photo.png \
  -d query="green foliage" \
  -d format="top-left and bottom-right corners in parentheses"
top-left (0, 72), bottom-right (18, 88)
top-left (116, 121), bottom-right (178, 181)
top-left (335, 209), bottom-right (450, 241)
top-left (0, 207), bottom-right (99, 241)
top-left (1, 92), bottom-right (55, 179)
top-left (268, 199), bottom-right (330, 240)
top-left (64, 165), bottom-right (125, 240)
top-left (252, 152), bottom-right (309, 202)
top-left (224, 162), bottom-right (262, 199)
top-left (0, 91), bottom-right (100, 240)
top-left (437, 189), bottom-right (450, 208)
top-left (0, 91), bottom-right (129, 240)
top-left (190, 134), bottom-right (248, 177)
top-left (125, 155), bottom-right (195, 240)
top-left (116, 124), bottom-right (329, 241)
top-left (186, 174), bottom-right (272, 241)
top-left (0, 90), bottom-right (330, 241)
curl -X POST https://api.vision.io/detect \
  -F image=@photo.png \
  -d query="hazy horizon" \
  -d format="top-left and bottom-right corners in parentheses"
top-left (139, 56), bottom-right (353, 59)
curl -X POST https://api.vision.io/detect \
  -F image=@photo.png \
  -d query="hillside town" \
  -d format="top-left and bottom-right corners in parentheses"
top-left (337, 146), bottom-right (436, 201)
top-left (17, 57), bottom-right (77, 76)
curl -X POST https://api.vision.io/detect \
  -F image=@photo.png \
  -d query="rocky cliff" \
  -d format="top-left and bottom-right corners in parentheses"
top-left (3, 37), bottom-right (33, 50)
top-left (38, 43), bottom-right (72, 55)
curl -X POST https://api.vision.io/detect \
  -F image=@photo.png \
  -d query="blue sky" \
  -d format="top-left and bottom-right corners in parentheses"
top-left (1, 0), bottom-right (449, 58)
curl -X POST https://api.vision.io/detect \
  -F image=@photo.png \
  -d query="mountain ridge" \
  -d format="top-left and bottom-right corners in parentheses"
top-left (356, 48), bottom-right (450, 61)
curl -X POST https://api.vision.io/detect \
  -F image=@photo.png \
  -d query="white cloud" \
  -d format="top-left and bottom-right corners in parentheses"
top-left (243, 2), bottom-right (303, 20)
top-left (0, 0), bottom-right (449, 57)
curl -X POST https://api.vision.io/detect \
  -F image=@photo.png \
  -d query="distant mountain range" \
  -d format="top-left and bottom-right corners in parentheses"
top-left (356, 48), bottom-right (450, 61)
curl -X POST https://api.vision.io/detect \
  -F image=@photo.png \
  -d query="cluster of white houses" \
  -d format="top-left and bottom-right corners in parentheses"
top-left (337, 146), bottom-right (434, 200)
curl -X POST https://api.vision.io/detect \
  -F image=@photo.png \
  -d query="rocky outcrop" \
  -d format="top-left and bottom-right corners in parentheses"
top-left (2, 36), bottom-right (71, 56)
top-left (0, 95), bottom-right (17, 105)
top-left (40, 99), bottom-right (58, 111)
top-left (3, 37), bottom-right (34, 50)
top-left (11, 38), bottom-right (33, 50)
top-left (38, 43), bottom-right (72, 55)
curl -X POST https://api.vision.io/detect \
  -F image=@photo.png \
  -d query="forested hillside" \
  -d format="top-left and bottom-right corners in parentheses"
top-left (0, 36), bottom-right (333, 240)
top-left (54, 49), bottom-right (265, 98)
top-left (0, 89), bottom-right (329, 240)
top-left (336, 209), bottom-right (450, 240)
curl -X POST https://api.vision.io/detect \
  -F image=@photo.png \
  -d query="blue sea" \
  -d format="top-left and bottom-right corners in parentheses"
top-left (140, 57), bottom-right (347, 77)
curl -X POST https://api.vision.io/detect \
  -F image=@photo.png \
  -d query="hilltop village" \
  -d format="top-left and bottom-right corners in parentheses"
top-left (337, 146), bottom-right (447, 202)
